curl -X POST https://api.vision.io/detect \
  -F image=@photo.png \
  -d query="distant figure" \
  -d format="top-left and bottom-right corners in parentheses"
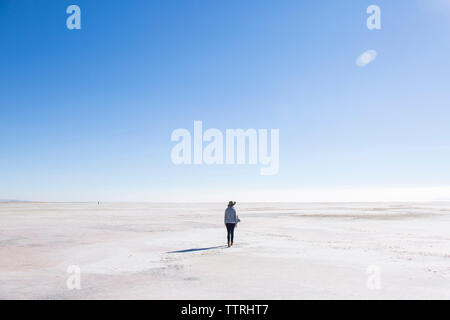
top-left (224, 201), bottom-right (239, 247)
top-left (98, 201), bottom-right (100, 205)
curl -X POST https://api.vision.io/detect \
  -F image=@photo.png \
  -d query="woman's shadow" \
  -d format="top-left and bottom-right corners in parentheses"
top-left (166, 245), bottom-right (227, 254)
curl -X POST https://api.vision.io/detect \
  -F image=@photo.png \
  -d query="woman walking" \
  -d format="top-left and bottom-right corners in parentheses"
top-left (224, 201), bottom-right (239, 247)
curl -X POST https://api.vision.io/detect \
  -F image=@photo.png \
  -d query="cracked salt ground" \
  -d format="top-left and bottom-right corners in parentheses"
top-left (1, 202), bottom-right (450, 299)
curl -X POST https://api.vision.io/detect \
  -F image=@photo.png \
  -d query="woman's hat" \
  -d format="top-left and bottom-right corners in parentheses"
top-left (228, 201), bottom-right (236, 207)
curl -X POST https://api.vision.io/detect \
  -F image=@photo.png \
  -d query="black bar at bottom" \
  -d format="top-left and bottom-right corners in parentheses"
top-left (0, 300), bottom-right (445, 318)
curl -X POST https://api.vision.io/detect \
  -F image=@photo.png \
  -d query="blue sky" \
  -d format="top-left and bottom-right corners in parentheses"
top-left (1, 0), bottom-right (450, 201)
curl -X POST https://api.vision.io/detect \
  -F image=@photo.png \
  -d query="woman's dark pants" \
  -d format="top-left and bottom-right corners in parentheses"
top-left (225, 223), bottom-right (236, 243)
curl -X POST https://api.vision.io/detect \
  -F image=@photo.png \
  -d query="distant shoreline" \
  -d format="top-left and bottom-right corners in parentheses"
top-left (1, 200), bottom-right (450, 204)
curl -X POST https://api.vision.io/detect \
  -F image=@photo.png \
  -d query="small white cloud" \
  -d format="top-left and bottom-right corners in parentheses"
top-left (356, 49), bottom-right (377, 67)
